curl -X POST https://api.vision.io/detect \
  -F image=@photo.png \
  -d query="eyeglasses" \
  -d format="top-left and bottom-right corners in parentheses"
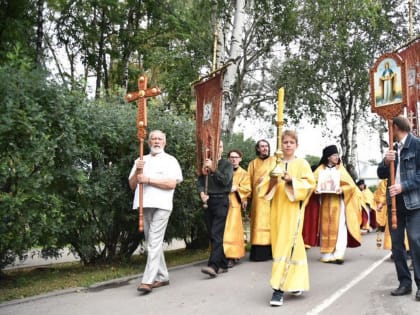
top-left (229, 156), bottom-right (241, 159)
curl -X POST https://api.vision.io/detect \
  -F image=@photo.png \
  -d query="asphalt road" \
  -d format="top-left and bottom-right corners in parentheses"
top-left (1, 233), bottom-right (418, 315)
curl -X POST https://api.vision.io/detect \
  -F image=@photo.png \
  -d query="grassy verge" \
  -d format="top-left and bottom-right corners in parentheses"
top-left (0, 248), bottom-right (208, 303)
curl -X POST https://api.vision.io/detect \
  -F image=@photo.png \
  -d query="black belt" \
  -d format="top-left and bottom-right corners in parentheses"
top-left (209, 193), bottom-right (228, 198)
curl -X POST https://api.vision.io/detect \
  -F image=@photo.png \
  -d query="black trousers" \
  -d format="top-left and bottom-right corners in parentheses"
top-left (205, 195), bottom-right (229, 271)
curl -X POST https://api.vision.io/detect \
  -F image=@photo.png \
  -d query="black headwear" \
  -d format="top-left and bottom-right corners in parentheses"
top-left (356, 179), bottom-right (365, 186)
top-left (319, 145), bottom-right (339, 166)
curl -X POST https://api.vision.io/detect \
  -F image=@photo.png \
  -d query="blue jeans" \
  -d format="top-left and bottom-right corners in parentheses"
top-left (389, 195), bottom-right (420, 289)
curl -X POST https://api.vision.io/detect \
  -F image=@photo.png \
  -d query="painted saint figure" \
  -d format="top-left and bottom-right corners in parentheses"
top-left (380, 61), bottom-right (396, 104)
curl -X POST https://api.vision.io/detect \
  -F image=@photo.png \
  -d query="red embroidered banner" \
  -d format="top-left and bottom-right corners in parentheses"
top-left (194, 72), bottom-right (223, 175)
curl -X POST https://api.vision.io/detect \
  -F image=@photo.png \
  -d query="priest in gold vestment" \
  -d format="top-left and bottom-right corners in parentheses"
top-left (375, 179), bottom-right (392, 249)
top-left (223, 149), bottom-right (251, 267)
top-left (374, 179), bottom-right (409, 251)
top-left (357, 179), bottom-right (377, 233)
top-left (313, 145), bottom-right (361, 264)
top-left (267, 130), bottom-right (315, 306)
top-left (247, 139), bottom-right (276, 261)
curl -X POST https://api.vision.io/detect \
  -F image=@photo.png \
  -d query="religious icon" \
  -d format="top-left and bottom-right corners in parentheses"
top-left (374, 58), bottom-right (402, 106)
top-left (203, 102), bottom-right (212, 121)
top-left (316, 168), bottom-right (340, 194)
top-left (370, 52), bottom-right (406, 118)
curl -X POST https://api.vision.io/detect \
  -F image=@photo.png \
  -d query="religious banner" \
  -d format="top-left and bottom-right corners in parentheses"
top-left (369, 52), bottom-right (407, 230)
top-left (194, 72), bottom-right (224, 175)
top-left (370, 52), bottom-right (406, 118)
top-left (397, 37), bottom-right (420, 135)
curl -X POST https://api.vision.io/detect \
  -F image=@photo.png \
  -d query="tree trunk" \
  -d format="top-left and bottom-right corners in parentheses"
top-left (95, 8), bottom-right (106, 99)
top-left (221, 0), bottom-right (246, 138)
top-left (339, 95), bottom-right (358, 180)
top-left (35, 0), bottom-right (45, 67)
top-left (120, 7), bottom-right (135, 90)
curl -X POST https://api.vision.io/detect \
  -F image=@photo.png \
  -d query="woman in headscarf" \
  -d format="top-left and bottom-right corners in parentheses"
top-left (312, 145), bottom-right (362, 264)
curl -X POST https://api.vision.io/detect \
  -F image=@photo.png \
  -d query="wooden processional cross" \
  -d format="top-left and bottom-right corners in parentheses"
top-left (125, 75), bottom-right (161, 232)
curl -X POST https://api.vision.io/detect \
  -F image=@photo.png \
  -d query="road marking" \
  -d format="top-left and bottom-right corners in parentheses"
top-left (306, 252), bottom-right (391, 315)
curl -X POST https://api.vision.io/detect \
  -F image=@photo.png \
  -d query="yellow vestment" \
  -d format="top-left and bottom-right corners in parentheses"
top-left (248, 156), bottom-right (276, 245)
top-left (314, 164), bottom-right (362, 254)
top-left (360, 187), bottom-right (376, 230)
top-left (268, 158), bottom-right (315, 291)
top-left (224, 166), bottom-right (251, 259)
top-left (374, 179), bottom-right (409, 250)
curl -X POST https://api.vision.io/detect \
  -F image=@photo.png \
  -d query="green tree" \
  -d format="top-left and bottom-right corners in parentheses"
top-left (0, 66), bottom-right (85, 271)
top-left (0, 1), bottom-right (39, 66)
top-left (270, 0), bottom-right (406, 179)
top-left (210, 0), bottom-right (300, 138)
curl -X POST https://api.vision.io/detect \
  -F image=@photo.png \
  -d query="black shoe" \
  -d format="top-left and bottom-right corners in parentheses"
top-left (391, 286), bottom-right (412, 296)
top-left (416, 289), bottom-right (420, 301)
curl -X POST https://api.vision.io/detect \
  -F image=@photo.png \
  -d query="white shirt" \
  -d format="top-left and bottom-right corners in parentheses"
top-left (129, 152), bottom-right (183, 211)
top-left (395, 135), bottom-right (407, 185)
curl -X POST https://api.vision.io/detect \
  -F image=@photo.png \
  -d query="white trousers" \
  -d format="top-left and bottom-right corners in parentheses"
top-left (141, 208), bottom-right (171, 284)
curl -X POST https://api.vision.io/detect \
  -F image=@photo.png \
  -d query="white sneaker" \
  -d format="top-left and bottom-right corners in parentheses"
top-left (291, 290), bottom-right (303, 296)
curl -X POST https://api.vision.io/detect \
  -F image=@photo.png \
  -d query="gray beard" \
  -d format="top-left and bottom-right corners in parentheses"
top-left (151, 147), bottom-right (163, 155)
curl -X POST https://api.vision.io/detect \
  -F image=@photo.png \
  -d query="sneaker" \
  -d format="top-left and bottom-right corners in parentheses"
top-left (291, 290), bottom-right (303, 296)
top-left (270, 290), bottom-right (284, 306)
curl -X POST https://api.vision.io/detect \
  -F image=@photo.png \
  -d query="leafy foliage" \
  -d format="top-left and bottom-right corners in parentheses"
top-left (0, 66), bottom-right (78, 269)
top-left (0, 65), bottom-right (209, 269)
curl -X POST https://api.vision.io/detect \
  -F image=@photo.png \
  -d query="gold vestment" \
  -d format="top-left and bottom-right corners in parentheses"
top-left (268, 158), bottom-right (315, 291)
top-left (314, 164), bottom-right (362, 254)
top-left (224, 166), bottom-right (251, 259)
top-left (248, 156), bottom-right (276, 245)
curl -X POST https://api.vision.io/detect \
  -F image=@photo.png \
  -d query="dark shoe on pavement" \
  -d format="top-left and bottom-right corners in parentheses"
top-left (391, 286), bottom-right (412, 296)
top-left (201, 266), bottom-right (217, 278)
top-left (270, 289), bottom-right (284, 306)
top-left (137, 283), bottom-right (152, 293)
top-left (227, 259), bottom-right (235, 268)
top-left (152, 280), bottom-right (170, 288)
top-left (416, 289), bottom-right (420, 301)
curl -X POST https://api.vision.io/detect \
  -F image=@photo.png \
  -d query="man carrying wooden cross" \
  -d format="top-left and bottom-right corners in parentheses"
top-left (126, 76), bottom-right (183, 294)
top-left (129, 130), bottom-right (183, 294)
